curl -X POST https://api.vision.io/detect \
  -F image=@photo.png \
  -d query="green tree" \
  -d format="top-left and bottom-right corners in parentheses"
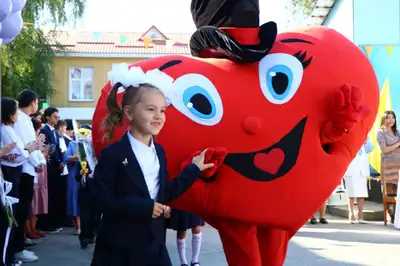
top-left (1, 0), bottom-right (85, 99)
top-left (292, 0), bottom-right (318, 16)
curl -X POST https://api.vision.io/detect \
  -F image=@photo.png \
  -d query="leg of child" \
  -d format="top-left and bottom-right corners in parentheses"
top-left (191, 226), bottom-right (202, 265)
top-left (75, 216), bottom-right (81, 235)
top-left (177, 230), bottom-right (188, 266)
top-left (357, 198), bottom-right (365, 221)
top-left (348, 197), bottom-right (356, 222)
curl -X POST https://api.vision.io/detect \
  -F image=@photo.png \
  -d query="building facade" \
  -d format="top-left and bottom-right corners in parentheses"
top-left (49, 26), bottom-right (191, 122)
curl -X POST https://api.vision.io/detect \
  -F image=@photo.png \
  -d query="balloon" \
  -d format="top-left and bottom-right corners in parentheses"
top-left (1, 37), bottom-right (14, 45)
top-left (11, 0), bottom-right (27, 12)
top-left (0, 11), bottom-right (23, 39)
top-left (0, 0), bottom-right (12, 22)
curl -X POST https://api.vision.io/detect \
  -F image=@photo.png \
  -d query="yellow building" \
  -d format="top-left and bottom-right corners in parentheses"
top-left (49, 26), bottom-right (191, 122)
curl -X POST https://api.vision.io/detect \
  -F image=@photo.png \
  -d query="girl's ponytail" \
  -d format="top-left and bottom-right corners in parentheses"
top-left (103, 82), bottom-right (124, 142)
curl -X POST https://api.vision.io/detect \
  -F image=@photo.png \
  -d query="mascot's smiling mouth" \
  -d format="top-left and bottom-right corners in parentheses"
top-left (224, 117), bottom-right (307, 182)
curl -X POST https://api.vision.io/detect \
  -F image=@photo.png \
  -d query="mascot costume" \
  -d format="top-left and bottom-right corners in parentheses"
top-left (92, 1), bottom-right (379, 265)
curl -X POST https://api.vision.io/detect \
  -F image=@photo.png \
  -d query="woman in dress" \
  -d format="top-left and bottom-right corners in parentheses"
top-left (165, 209), bottom-right (204, 266)
top-left (65, 133), bottom-right (81, 235)
top-left (376, 110), bottom-right (400, 223)
top-left (27, 118), bottom-right (48, 238)
top-left (344, 138), bottom-right (374, 223)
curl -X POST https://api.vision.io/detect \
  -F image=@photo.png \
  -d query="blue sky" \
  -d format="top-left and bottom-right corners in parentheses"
top-left (56, 0), bottom-right (291, 32)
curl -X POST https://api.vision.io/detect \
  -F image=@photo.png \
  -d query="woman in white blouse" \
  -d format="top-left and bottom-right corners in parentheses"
top-left (0, 97), bottom-right (38, 265)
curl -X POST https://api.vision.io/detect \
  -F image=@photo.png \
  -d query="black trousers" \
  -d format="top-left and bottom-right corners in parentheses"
top-left (0, 165), bottom-right (22, 265)
top-left (14, 173), bottom-right (34, 253)
top-left (79, 182), bottom-right (100, 242)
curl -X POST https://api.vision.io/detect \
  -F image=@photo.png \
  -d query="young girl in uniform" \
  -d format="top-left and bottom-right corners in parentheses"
top-left (90, 66), bottom-right (214, 266)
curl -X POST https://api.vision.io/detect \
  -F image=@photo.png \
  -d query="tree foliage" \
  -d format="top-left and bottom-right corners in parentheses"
top-left (1, 0), bottom-right (86, 99)
top-left (292, 0), bottom-right (318, 16)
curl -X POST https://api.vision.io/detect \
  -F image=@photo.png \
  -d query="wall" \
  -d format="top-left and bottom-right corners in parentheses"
top-left (324, 0), bottom-right (354, 42)
top-left (353, 0), bottom-right (400, 45)
top-left (51, 57), bottom-right (144, 108)
top-left (361, 45), bottom-right (400, 118)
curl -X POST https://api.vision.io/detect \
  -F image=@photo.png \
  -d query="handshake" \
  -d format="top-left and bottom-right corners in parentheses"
top-left (181, 147), bottom-right (228, 179)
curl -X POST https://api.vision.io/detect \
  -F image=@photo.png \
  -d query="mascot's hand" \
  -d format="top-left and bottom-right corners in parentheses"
top-left (321, 84), bottom-right (370, 143)
top-left (181, 147), bottom-right (228, 178)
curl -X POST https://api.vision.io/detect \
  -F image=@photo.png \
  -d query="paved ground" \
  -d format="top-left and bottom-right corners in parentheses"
top-left (27, 215), bottom-right (400, 266)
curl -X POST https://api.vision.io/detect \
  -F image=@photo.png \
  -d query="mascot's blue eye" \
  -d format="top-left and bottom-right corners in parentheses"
top-left (182, 86), bottom-right (216, 119)
top-left (266, 65), bottom-right (293, 100)
top-left (258, 53), bottom-right (304, 105)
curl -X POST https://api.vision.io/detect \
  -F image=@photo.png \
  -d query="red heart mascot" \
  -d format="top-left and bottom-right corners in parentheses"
top-left (92, 1), bottom-right (379, 265)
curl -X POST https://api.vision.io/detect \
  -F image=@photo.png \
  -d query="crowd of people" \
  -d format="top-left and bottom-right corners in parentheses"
top-left (0, 89), bottom-right (102, 265)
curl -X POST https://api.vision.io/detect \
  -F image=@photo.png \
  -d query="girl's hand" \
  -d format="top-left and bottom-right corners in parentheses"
top-left (192, 149), bottom-right (215, 171)
top-left (152, 202), bottom-right (165, 218)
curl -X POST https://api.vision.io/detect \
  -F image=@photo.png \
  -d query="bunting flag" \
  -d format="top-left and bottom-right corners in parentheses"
top-left (165, 39), bottom-right (175, 50)
top-left (143, 37), bottom-right (152, 48)
top-left (368, 77), bottom-right (392, 175)
top-left (386, 46), bottom-right (394, 56)
top-left (93, 32), bottom-right (101, 41)
top-left (119, 35), bottom-right (128, 44)
top-left (363, 46), bottom-right (373, 57)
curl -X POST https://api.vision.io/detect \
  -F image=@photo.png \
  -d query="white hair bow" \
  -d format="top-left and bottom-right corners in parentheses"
top-left (108, 63), bottom-right (175, 105)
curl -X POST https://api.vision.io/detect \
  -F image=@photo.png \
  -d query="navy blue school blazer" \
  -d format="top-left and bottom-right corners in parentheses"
top-left (90, 133), bottom-right (201, 250)
top-left (40, 125), bottom-right (63, 167)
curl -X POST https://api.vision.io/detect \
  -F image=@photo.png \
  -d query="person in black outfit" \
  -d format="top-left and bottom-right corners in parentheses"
top-left (39, 107), bottom-right (64, 232)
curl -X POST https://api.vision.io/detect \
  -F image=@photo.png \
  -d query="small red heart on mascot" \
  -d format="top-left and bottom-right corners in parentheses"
top-left (253, 149), bottom-right (285, 175)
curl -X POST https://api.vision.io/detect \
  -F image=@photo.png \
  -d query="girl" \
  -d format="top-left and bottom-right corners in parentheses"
top-left (65, 123), bottom-right (81, 235)
top-left (90, 67), bottom-right (214, 266)
top-left (27, 118), bottom-right (48, 239)
top-left (377, 110), bottom-right (400, 223)
top-left (165, 209), bottom-right (204, 266)
top-left (1, 97), bottom-right (38, 265)
top-left (344, 138), bottom-right (374, 223)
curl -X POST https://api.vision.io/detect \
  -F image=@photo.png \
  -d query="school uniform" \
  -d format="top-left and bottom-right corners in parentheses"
top-left (90, 132), bottom-right (201, 266)
top-left (40, 124), bottom-right (63, 230)
top-left (13, 112), bottom-right (45, 258)
top-left (76, 165), bottom-right (100, 248)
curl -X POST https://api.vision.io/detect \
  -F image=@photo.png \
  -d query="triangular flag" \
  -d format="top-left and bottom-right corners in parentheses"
top-left (93, 32), bottom-right (101, 41)
top-left (363, 46), bottom-right (373, 57)
top-left (386, 46), bottom-right (394, 56)
top-left (165, 39), bottom-right (175, 49)
top-left (368, 77), bottom-right (392, 175)
top-left (143, 37), bottom-right (152, 48)
top-left (120, 35), bottom-right (128, 44)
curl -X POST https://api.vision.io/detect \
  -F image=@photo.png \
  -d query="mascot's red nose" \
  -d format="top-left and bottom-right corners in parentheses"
top-left (242, 116), bottom-right (262, 135)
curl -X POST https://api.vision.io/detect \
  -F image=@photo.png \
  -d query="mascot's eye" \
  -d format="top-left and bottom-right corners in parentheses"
top-left (170, 74), bottom-right (223, 126)
top-left (183, 86), bottom-right (215, 119)
top-left (258, 53), bottom-right (304, 104)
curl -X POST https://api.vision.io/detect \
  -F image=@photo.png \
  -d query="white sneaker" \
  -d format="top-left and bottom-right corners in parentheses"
top-left (358, 219), bottom-right (367, 224)
top-left (24, 249), bottom-right (35, 255)
top-left (15, 250), bottom-right (38, 262)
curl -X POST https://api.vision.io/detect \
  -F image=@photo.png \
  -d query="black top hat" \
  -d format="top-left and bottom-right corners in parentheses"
top-left (190, 0), bottom-right (277, 63)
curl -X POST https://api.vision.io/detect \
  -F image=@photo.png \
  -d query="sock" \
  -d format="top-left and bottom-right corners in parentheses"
top-left (191, 232), bottom-right (202, 263)
top-left (177, 238), bottom-right (188, 265)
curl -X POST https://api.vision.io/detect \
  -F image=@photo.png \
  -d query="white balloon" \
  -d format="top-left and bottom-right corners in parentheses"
top-left (0, 0), bottom-right (13, 23)
top-left (11, 0), bottom-right (27, 13)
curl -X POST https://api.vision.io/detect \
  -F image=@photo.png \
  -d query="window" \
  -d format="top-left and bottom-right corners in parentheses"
top-left (69, 67), bottom-right (94, 101)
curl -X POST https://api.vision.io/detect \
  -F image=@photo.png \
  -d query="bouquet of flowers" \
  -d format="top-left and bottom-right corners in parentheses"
top-left (72, 119), bottom-right (98, 185)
